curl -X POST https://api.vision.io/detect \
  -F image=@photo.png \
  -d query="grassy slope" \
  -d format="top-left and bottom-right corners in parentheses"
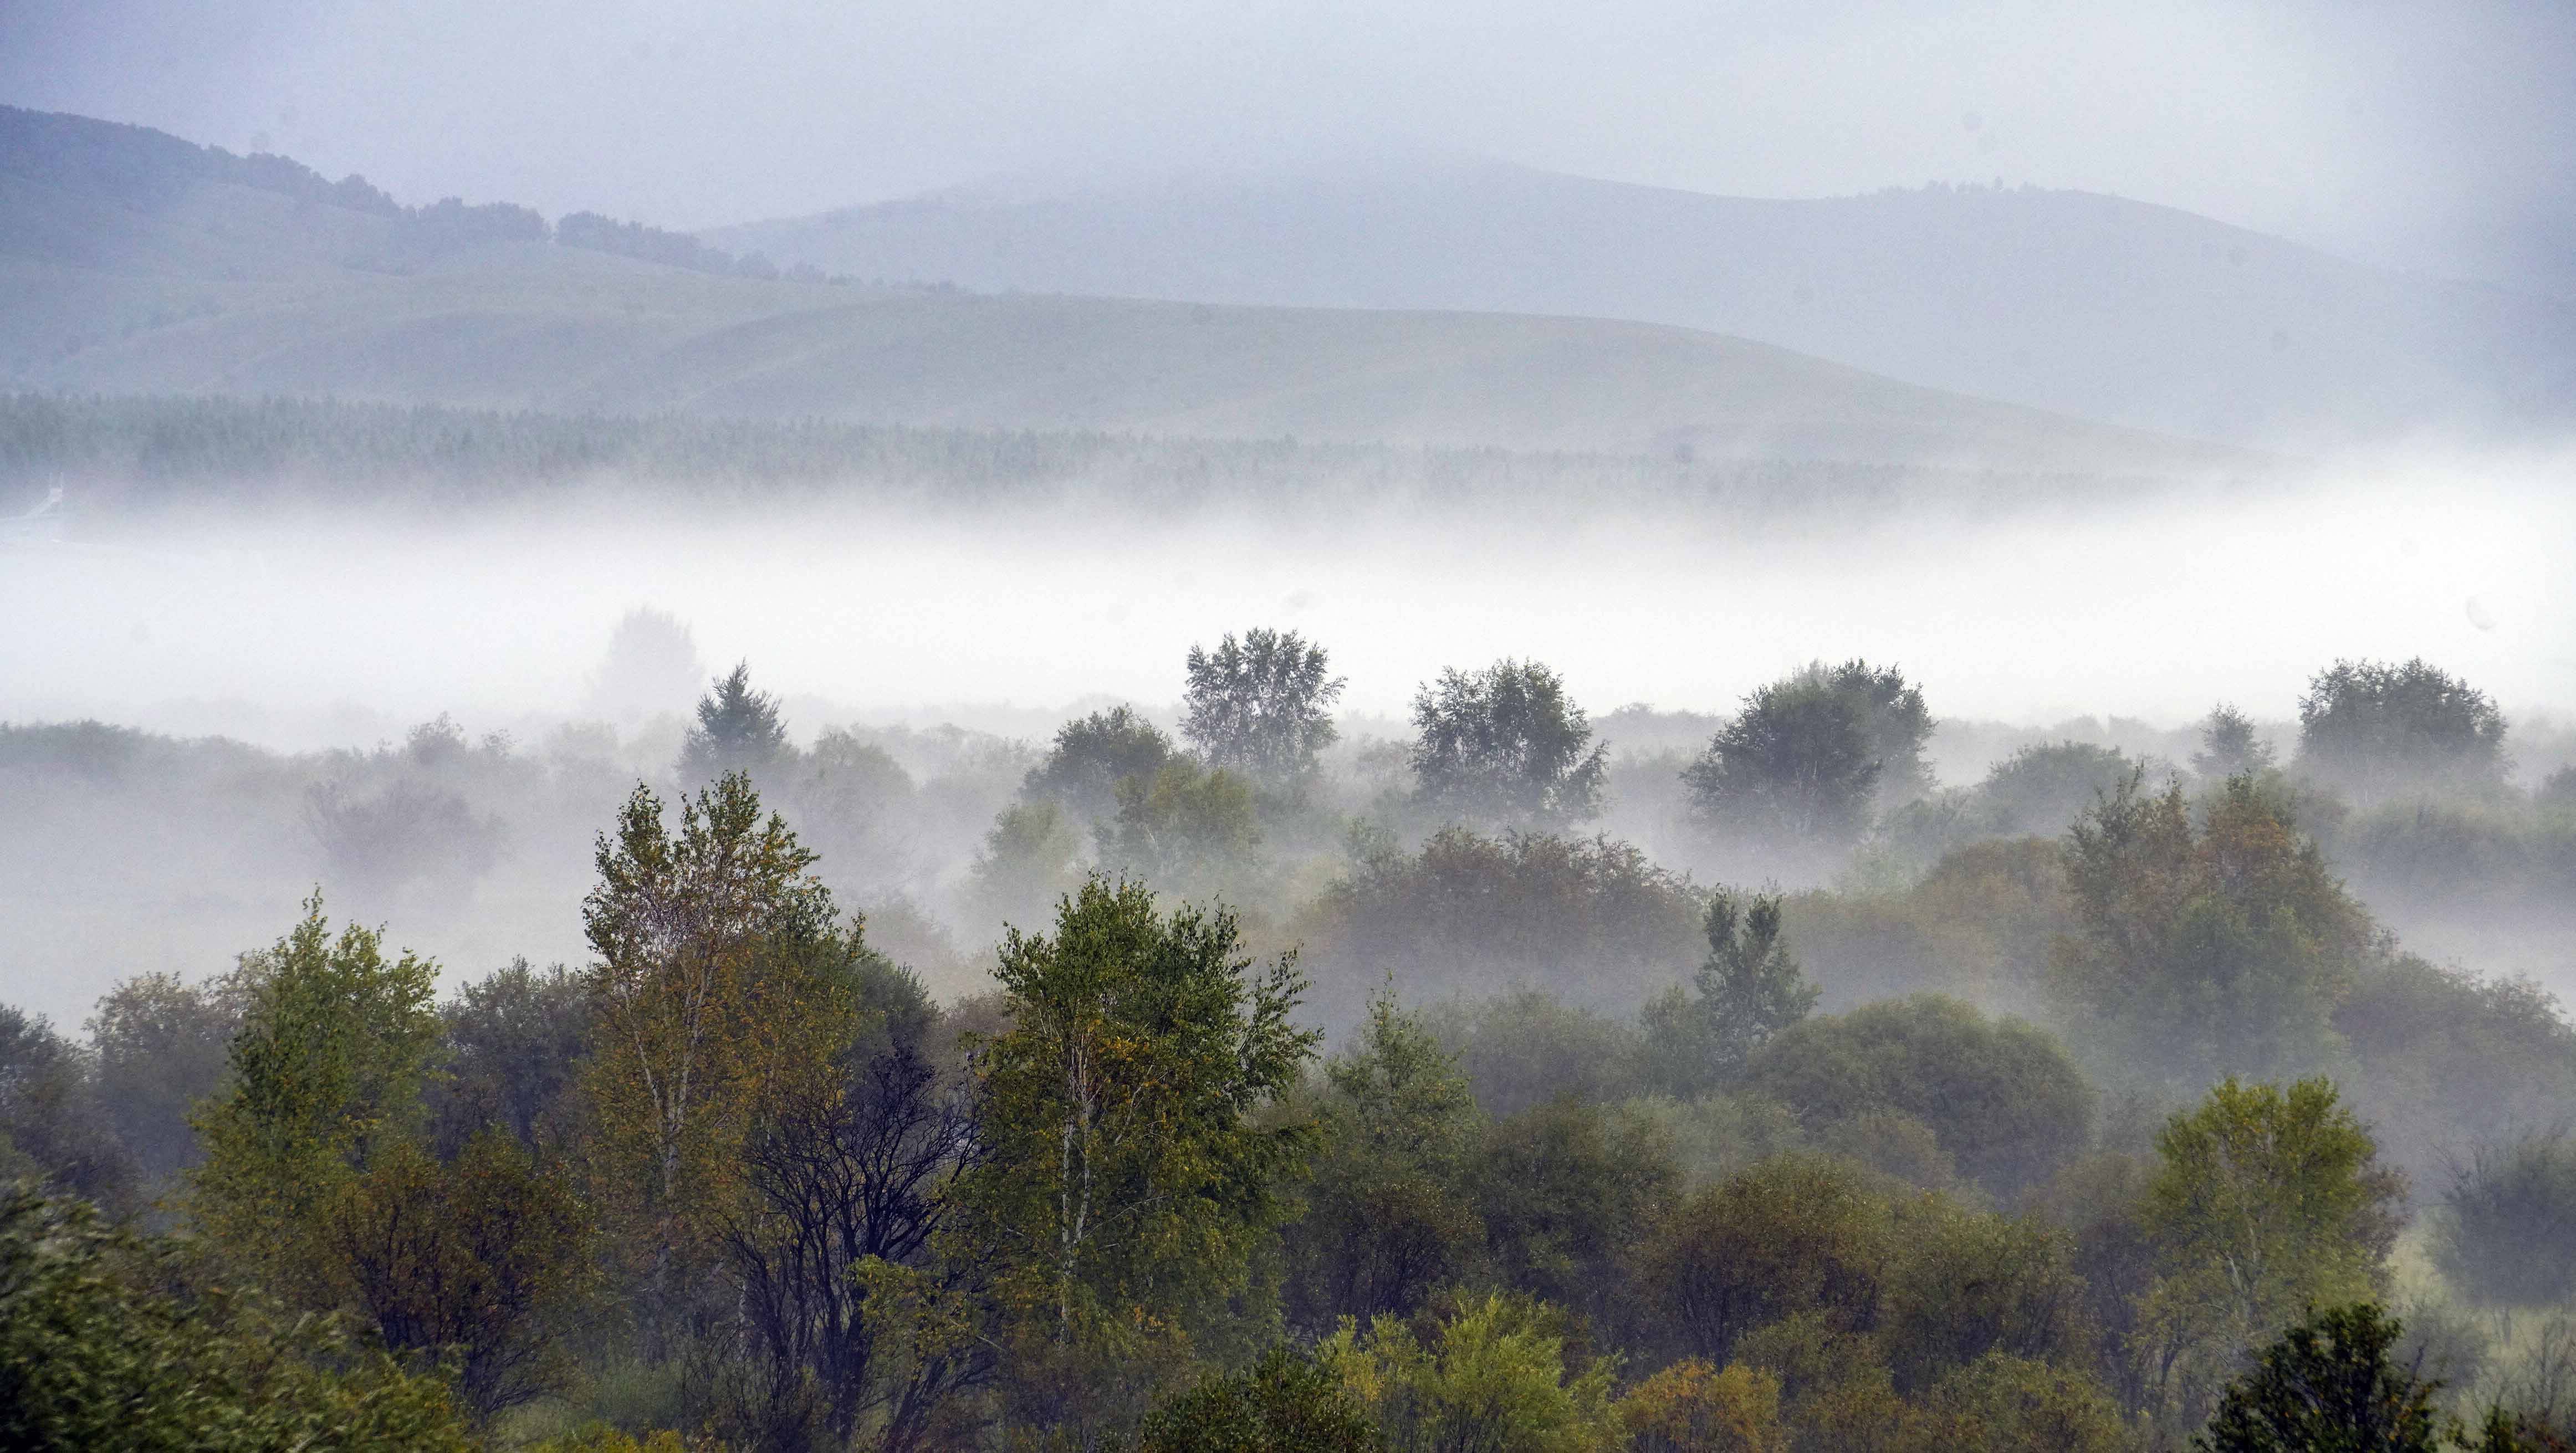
top-left (0, 167), bottom-right (2238, 470)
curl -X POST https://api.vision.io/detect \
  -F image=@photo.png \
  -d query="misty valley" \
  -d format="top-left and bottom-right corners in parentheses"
top-left (6, 68), bottom-right (2576, 1453)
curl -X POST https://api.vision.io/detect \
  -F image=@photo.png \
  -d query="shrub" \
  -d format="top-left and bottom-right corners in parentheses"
top-left (1631, 1155), bottom-right (1889, 1367)
top-left (1618, 1358), bottom-right (1788, 1453)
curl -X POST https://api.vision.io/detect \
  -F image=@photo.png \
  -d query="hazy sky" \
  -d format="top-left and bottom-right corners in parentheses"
top-left (4, 1), bottom-right (2571, 293)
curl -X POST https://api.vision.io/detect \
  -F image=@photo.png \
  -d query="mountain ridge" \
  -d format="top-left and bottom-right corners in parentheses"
top-left (708, 157), bottom-right (2576, 446)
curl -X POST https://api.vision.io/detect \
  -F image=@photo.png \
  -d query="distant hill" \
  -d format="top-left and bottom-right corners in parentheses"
top-left (708, 159), bottom-right (2576, 446)
top-left (0, 106), bottom-right (2241, 472)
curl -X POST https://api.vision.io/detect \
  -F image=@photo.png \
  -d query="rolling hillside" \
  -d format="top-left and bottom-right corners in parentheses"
top-left (709, 158), bottom-right (2576, 446)
top-left (0, 106), bottom-right (2240, 472)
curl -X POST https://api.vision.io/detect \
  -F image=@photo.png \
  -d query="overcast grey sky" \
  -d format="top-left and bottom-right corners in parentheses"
top-left (4, 0), bottom-right (2570, 292)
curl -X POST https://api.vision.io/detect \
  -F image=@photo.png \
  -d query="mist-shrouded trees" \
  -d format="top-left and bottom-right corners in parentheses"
top-left (679, 662), bottom-right (792, 782)
top-left (2193, 704), bottom-right (2277, 780)
top-left (2433, 1129), bottom-right (2576, 1307)
top-left (1182, 627), bottom-right (1346, 794)
top-left (1683, 659), bottom-right (1933, 848)
top-left (0, 1007), bottom-right (134, 1210)
top-left (1640, 890), bottom-right (1819, 1101)
top-left (1095, 758), bottom-right (1265, 898)
top-left (967, 799), bottom-right (1087, 933)
top-left (2049, 772), bottom-right (2375, 1089)
top-left (2297, 657), bottom-right (2508, 799)
top-left (425, 958), bottom-right (590, 1157)
top-left (588, 606), bottom-right (706, 724)
top-left (958, 876), bottom-right (1318, 1433)
top-left (1283, 989), bottom-right (1484, 1332)
top-left (1410, 659), bottom-right (1609, 827)
top-left (1741, 996), bottom-right (2095, 1200)
top-left (1021, 704), bottom-right (1175, 825)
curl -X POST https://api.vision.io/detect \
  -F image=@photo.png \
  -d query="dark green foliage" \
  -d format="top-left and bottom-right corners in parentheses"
top-left (2298, 658), bottom-right (2509, 799)
top-left (1469, 1098), bottom-right (1678, 1334)
top-left (681, 662), bottom-right (792, 781)
top-left (1022, 704), bottom-right (1175, 823)
top-left (425, 959), bottom-right (591, 1157)
top-left (1683, 659), bottom-right (1931, 845)
top-left (960, 877), bottom-right (1319, 1429)
top-left (0, 1006), bottom-right (134, 1209)
top-left (1878, 1205), bottom-right (2090, 1394)
top-left (1181, 628), bottom-right (1346, 792)
top-left (2195, 704), bottom-right (2278, 779)
top-left (1640, 889), bottom-right (1819, 1099)
top-left (85, 969), bottom-right (249, 1186)
top-left (1283, 991), bottom-right (1484, 1331)
top-left (0, 1186), bottom-right (472, 1451)
top-left (1095, 759), bottom-right (1265, 897)
top-left (1409, 658), bottom-right (1609, 827)
top-left (1304, 827), bottom-right (1703, 1017)
top-left (1426, 990), bottom-right (1649, 1120)
top-left (2051, 772), bottom-right (2374, 1088)
top-left (1125, 1343), bottom-right (1380, 1453)
top-left (2435, 1130), bottom-right (2576, 1307)
top-left (2331, 954), bottom-right (2576, 1186)
top-left (1744, 996), bottom-right (2095, 1198)
top-left (327, 1132), bottom-right (590, 1421)
top-left (1631, 1154), bottom-right (1888, 1367)
top-left (2195, 1303), bottom-right (2441, 1453)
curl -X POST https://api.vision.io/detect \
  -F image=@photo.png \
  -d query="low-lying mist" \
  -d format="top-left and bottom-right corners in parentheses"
top-left (3, 443), bottom-right (2572, 1028)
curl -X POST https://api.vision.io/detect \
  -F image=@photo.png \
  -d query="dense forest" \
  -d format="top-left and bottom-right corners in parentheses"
top-left (0, 393), bottom-right (2126, 518)
top-left (7, 632), bottom-right (2576, 1451)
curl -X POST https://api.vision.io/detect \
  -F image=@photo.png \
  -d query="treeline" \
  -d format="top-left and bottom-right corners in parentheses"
top-left (0, 393), bottom-right (2064, 515)
top-left (6, 635), bottom-right (2576, 1449)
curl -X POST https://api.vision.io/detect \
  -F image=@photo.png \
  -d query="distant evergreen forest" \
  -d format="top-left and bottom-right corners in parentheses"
top-left (0, 393), bottom-right (2117, 514)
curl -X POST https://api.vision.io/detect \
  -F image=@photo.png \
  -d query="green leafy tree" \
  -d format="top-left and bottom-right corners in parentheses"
top-left (1683, 661), bottom-right (1931, 846)
top-left (1974, 740), bottom-right (2144, 836)
top-left (1470, 1098), bottom-right (1679, 1337)
top-left (679, 661), bottom-right (791, 781)
top-left (2194, 705), bottom-right (2277, 780)
top-left (1410, 659), bottom-right (1609, 827)
top-left (1095, 758), bottom-right (1265, 896)
top-left (2298, 658), bottom-right (2508, 799)
top-left (2137, 1079), bottom-right (2404, 1432)
top-left (1741, 996), bottom-right (2095, 1200)
top-left (86, 968), bottom-right (253, 1187)
top-left (968, 799), bottom-right (1088, 934)
top-left (425, 958), bottom-right (591, 1156)
top-left (1640, 891), bottom-right (1819, 1100)
top-left (1284, 988), bottom-right (1485, 1331)
top-left (2194, 1303), bottom-right (2440, 1453)
top-left (1631, 1155), bottom-right (1889, 1368)
top-left (1023, 705), bottom-right (1175, 823)
top-left (2049, 773), bottom-right (2373, 1089)
top-left (190, 893), bottom-right (443, 1301)
top-left (325, 1130), bottom-right (589, 1422)
top-left (0, 1006), bottom-right (134, 1210)
top-left (579, 773), bottom-right (861, 1324)
top-left (1182, 627), bottom-right (1346, 793)
top-left (957, 876), bottom-right (1319, 1432)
